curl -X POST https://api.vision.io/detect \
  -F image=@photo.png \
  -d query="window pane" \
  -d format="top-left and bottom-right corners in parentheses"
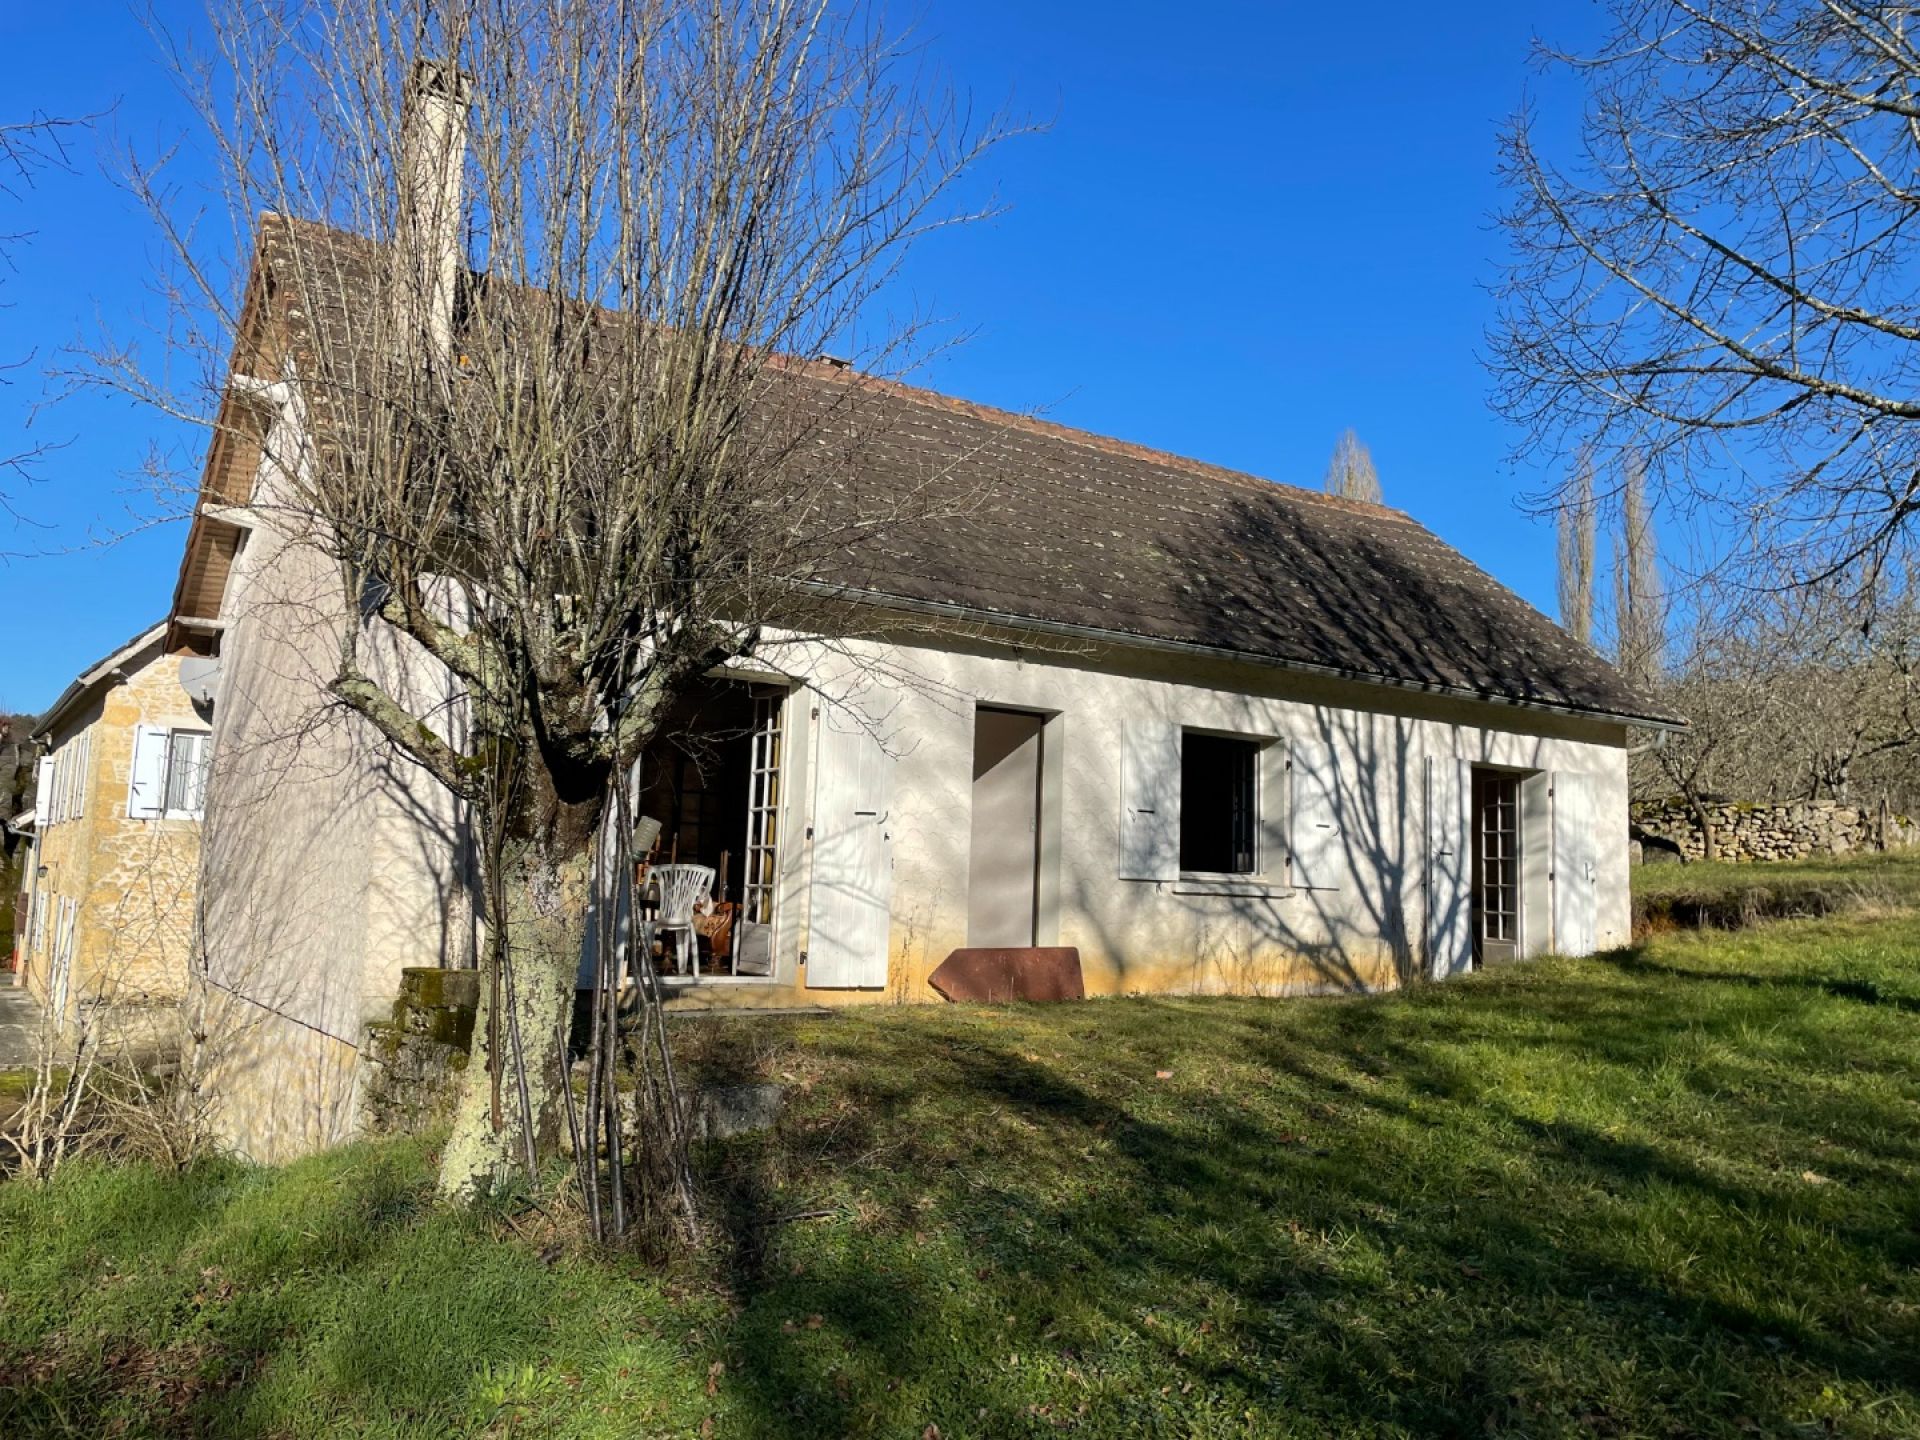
top-left (165, 732), bottom-right (210, 815)
top-left (186, 734), bottom-right (209, 813)
top-left (1179, 733), bottom-right (1260, 874)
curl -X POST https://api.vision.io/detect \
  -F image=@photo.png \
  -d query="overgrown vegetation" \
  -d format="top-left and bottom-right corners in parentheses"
top-left (5, 900), bottom-right (1919, 1437)
top-left (1632, 849), bottom-right (1920, 934)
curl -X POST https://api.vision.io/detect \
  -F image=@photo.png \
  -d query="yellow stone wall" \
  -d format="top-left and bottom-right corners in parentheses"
top-left (194, 985), bottom-right (361, 1165)
top-left (27, 643), bottom-right (203, 1008)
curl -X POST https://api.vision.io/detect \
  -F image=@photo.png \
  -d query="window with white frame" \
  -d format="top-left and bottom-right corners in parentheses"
top-left (163, 731), bottom-right (211, 816)
top-left (1121, 720), bottom-right (1287, 885)
top-left (129, 726), bottom-right (211, 820)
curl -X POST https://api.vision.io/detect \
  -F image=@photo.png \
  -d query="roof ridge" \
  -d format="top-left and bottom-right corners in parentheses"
top-left (265, 216), bottom-right (1410, 526)
top-left (776, 354), bottom-right (1419, 526)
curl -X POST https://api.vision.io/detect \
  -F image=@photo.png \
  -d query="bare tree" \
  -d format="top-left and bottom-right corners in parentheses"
top-left (99, 0), bottom-right (1011, 1216)
top-left (1669, 570), bottom-right (1920, 808)
top-left (1493, 0), bottom-right (1920, 592)
top-left (1636, 669), bottom-right (1739, 864)
top-left (1557, 451), bottom-right (1596, 644)
top-left (1322, 428), bottom-right (1382, 503)
top-left (1612, 456), bottom-right (1664, 691)
top-left (1621, 549), bottom-right (1920, 862)
top-left (0, 112), bottom-right (87, 519)
top-left (1631, 571), bottom-right (1791, 863)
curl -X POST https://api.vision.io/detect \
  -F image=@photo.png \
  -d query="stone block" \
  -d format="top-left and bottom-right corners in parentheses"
top-left (690, 1083), bottom-right (786, 1141)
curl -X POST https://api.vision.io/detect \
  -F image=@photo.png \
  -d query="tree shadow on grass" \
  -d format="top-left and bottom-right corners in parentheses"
top-left (699, 967), bottom-right (1920, 1438)
top-left (1601, 945), bottom-right (1920, 1014)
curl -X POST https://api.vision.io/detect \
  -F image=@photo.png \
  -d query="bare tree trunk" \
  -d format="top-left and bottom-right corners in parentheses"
top-left (438, 780), bottom-right (601, 1202)
top-left (1686, 790), bottom-right (1718, 864)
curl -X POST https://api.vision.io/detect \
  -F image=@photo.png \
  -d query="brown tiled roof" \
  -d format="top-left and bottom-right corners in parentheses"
top-left (173, 217), bottom-right (1679, 728)
top-left (775, 367), bottom-right (1680, 726)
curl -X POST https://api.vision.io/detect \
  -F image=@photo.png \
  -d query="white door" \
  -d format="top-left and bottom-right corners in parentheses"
top-left (1289, 742), bottom-right (1344, 891)
top-left (1552, 770), bottom-right (1599, 956)
top-left (807, 700), bottom-right (894, 988)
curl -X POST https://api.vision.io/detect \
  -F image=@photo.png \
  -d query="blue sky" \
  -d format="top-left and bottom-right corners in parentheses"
top-left (0, 1), bottom-right (1598, 713)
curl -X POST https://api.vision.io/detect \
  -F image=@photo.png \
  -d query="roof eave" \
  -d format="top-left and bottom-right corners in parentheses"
top-left (31, 622), bottom-right (168, 741)
top-left (800, 582), bottom-right (1689, 732)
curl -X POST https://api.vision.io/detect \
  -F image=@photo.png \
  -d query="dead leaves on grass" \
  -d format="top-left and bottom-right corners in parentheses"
top-left (0, 1334), bottom-right (247, 1432)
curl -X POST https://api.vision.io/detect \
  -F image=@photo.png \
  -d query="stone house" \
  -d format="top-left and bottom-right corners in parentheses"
top-left (18, 623), bottom-right (209, 1017)
top-left (160, 71), bottom-right (1680, 1162)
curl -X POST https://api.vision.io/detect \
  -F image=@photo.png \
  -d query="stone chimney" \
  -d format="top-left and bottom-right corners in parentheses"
top-left (395, 57), bottom-right (472, 369)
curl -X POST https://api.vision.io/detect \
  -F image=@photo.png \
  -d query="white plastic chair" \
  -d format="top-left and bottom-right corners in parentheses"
top-left (651, 864), bottom-right (716, 976)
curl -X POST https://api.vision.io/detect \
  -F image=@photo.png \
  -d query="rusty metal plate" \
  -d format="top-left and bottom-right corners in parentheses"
top-left (927, 947), bottom-right (1084, 1003)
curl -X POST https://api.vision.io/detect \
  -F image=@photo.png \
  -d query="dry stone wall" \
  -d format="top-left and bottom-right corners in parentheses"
top-left (1631, 798), bottom-right (1917, 863)
top-left (358, 967), bottom-right (477, 1137)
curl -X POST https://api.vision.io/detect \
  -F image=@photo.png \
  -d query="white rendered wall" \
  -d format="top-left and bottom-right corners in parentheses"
top-left (712, 629), bottom-right (1635, 1007)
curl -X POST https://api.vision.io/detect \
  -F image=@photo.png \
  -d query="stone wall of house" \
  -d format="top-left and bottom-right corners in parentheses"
top-left (1631, 798), bottom-right (1919, 863)
top-left (27, 641), bottom-right (203, 1008)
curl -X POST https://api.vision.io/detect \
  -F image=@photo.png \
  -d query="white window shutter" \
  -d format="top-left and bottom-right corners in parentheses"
top-left (35, 756), bottom-right (52, 823)
top-left (128, 725), bottom-right (168, 819)
top-left (1257, 740), bottom-right (1289, 881)
top-left (1118, 717), bottom-right (1180, 881)
top-left (52, 898), bottom-right (76, 1014)
top-left (1427, 756), bottom-right (1473, 978)
top-left (806, 700), bottom-right (893, 989)
top-left (1289, 742), bottom-right (1344, 891)
top-left (1552, 770), bottom-right (1598, 956)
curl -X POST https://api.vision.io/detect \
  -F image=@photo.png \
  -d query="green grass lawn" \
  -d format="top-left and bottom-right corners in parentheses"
top-left (5, 900), bottom-right (1920, 1437)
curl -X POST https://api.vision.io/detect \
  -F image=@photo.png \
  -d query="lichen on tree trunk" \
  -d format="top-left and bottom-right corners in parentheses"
top-left (437, 826), bottom-right (593, 1202)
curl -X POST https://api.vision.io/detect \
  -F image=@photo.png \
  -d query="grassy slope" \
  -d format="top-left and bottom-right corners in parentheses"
top-left (1632, 849), bottom-right (1920, 922)
top-left (1632, 849), bottom-right (1920, 897)
top-left (4, 883), bottom-right (1920, 1436)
